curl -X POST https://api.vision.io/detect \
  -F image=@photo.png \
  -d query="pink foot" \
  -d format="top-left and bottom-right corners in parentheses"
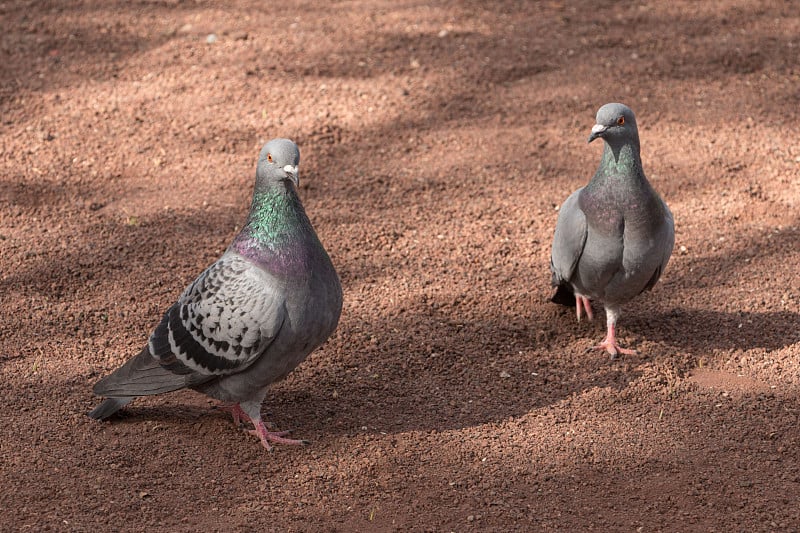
top-left (592, 338), bottom-right (638, 358)
top-left (249, 421), bottom-right (310, 451)
top-left (590, 322), bottom-right (636, 358)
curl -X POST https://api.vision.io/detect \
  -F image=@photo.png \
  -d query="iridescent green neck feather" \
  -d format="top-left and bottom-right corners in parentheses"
top-left (231, 184), bottom-right (317, 268)
top-left (595, 141), bottom-right (643, 182)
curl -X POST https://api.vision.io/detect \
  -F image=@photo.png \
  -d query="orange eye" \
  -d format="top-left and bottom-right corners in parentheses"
top-left (617, 116), bottom-right (625, 126)
top-left (267, 153), bottom-right (273, 163)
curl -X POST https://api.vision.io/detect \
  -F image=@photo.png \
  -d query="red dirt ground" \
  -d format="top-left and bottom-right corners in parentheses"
top-left (1, 0), bottom-right (799, 531)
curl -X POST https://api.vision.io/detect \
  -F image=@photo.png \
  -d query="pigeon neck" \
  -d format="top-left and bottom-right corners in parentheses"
top-left (232, 183), bottom-right (313, 254)
top-left (596, 140), bottom-right (643, 181)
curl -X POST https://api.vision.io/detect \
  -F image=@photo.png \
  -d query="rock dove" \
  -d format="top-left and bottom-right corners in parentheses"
top-left (550, 103), bottom-right (674, 357)
top-left (89, 138), bottom-right (343, 450)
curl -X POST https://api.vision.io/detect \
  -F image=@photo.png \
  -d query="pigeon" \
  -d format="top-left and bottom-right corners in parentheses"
top-left (550, 103), bottom-right (674, 357)
top-left (88, 138), bottom-right (343, 450)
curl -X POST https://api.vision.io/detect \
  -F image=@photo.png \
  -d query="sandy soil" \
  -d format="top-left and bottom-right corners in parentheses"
top-left (1, 0), bottom-right (799, 531)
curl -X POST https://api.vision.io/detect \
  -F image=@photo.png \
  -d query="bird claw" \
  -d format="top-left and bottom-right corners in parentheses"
top-left (249, 423), bottom-right (310, 450)
top-left (590, 340), bottom-right (637, 359)
top-left (218, 403), bottom-right (308, 450)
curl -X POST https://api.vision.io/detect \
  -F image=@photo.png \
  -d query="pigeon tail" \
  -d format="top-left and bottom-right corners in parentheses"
top-left (92, 346), bottom-right (209, 398)
top-left (87, 397), bottom-right (133, 420)
top-left (550, 284), bottom-right (576, 307)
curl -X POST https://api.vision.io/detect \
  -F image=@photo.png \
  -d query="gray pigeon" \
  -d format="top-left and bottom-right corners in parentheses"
top-left (550, 103), bottom-right (674, 357)
top-left (89, 138), bottom-right (343, 450)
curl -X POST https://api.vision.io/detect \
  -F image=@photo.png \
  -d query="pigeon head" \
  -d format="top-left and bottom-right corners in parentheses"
top-left (256, 138), bottom-right (301, 188)
top-left (587, 103), bottom-right (638, 146)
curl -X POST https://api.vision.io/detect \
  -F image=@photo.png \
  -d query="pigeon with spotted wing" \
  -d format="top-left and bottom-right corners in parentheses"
top-left (550, 103), bottom-right (674, 357)
top-left (89, 138), bottom-right (343, 450)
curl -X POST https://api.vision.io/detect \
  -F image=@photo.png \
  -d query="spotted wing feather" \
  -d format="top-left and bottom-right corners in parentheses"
top-left (148, 253), bottom-right (286, 376)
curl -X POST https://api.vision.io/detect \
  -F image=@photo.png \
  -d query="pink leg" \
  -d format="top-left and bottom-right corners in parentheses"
top-left (582, 296), bottom-right (594, 321)
top-left (249, 421), bottom-right (310, 451)
top-left (217, 403), bottom-right (252, 426)
top-left (575, 295), bottom-right (594, 322)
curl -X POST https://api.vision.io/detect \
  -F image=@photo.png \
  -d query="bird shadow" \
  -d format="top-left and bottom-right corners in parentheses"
top-left (76, 298), bottom-right (649, 440)
top-left (262, 304), bottom-right (651, 437)
top-left (630, 308), bottom-right (800, 355)
top-left (0, 2), bottom-right (191, 99)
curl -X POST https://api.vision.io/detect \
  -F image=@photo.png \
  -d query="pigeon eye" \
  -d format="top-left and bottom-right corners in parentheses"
top-left (267, 154), bottom-right (273, 163)
top-left (617, 116), bottom-right (625, 126)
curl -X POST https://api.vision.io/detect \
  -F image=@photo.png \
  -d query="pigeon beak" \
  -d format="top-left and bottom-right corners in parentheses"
top-left (283, 165), bottom-right (299, 187)
top-left (588, 124), bottom-right (607, 143)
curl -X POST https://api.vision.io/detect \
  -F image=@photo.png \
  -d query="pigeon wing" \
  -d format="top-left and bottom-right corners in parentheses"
top-left (641, 199), bottom-right (675, 292)
top-left (148, 253), bottom-right (286, 377)
top-left (93, 254), bottom-right (285, 399)
top-left (550, 188), bottom-right (588, 287)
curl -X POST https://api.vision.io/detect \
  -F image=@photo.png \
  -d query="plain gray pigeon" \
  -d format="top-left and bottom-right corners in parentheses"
top-left (88, 138), bottom-right (343, 450)
top-left (550, 103), bottom-right (674, 357)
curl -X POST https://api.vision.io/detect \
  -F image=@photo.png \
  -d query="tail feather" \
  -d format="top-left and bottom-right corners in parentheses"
top-left (550, 284), bottom-right (576, 307)
top-left (88, 347), bottom-right (213, 419)
top-left (87, 397), bottom-right (133, 420)
top-left (92, 346), bottom-right (207, 398)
